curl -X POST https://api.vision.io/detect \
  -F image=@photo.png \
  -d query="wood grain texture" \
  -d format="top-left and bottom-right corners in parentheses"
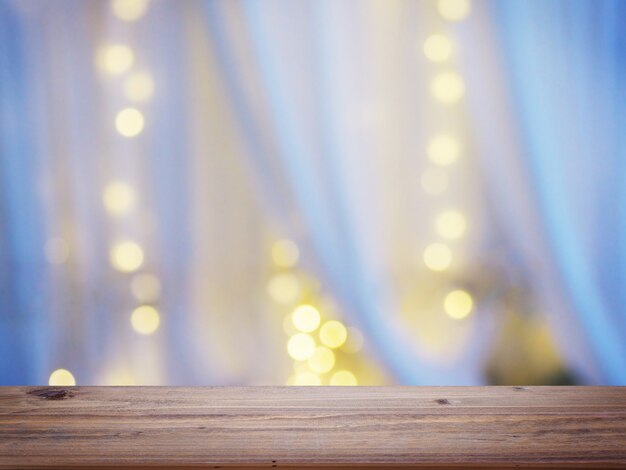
top-left (0, 386), bottom-right (625, 468)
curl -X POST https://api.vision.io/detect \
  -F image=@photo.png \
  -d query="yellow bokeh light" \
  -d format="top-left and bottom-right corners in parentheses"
top-left (44, 238), bottom-right (69, 265)
top-left (431, 72), bottom-right (465, 103)
top-left (329, 370), bottom-right (357, 386)
top-left (435, 210), bottom-right (467, 239)
top-left (130, 305), bottom-right (160, 335)
top-left (341, 327), bottom-right (364, 353)
top-left (423, 243), bottom-right (452, 271)
top-left (49, 368), bottom-right (76, 386)
top-left (103, 181), bottom-right (135, 215)
top-left (110, 241), bottom-right (144, 272)
top-left (308, 346), bottom-right (335, 374)
top-left (123, 72), bottom-right (155, 102)
top-left (437, 0), bottom-right (471, 22)
top-left (427, 134), bottom-right (460, 166)
top-left (287, 333), bottom-right (316, 361)
top-left (271, 238), bottom-right (300, 268)
top-left (423, 34), bottom-right (453, 62)
top-left (130, 273), bottom-right (161, 302)
top-left (267, 273), bottom-right (301, 304)
top-left (292, 371), bottom-right (321, 386)
top-left (291, 304), bottom-right (321, 333)
top-left (96, 44), bottom-right (134, 75)
top-left (420, 168), bottom-right (449, 195)
top-left (115, 108), bottom-right (145, 138)
top-left (444, 289), bottom-right (473, 319)
top-left (111, 0), bottom-right (150, 22)
top-left (319, 320), bottom-right (347, 349)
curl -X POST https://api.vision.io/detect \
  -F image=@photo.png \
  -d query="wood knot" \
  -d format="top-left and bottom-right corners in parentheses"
top-left (512, 386), bottom-right (527, 391)
top-left (435, 398), bottom-right (451, 405)
top-left (28, 388), bottom-right (74, 400)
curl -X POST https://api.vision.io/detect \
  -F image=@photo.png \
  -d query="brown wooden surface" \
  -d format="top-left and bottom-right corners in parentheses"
top-left (0, 386), bottom-right (625, 468)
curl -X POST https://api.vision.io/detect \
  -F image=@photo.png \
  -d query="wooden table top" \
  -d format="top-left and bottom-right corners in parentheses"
top-left (1, 386), bottom-right (625, 468)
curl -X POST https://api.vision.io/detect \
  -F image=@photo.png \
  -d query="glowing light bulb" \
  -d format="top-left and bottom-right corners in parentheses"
top-left (130, 305), bottom-right (160, 335)
top-left (267, 273), bottom-right (301, 304)
top-left (420, 168), bottom-right (449, 195)
top-left (444, 290), bottom-right (473, 319)
top-left (49, 368), bottom-right (76, 386)
top-left (287, 333), bottom-right (316, 360)
top-left (130, 273), bottom-right (161, 302)
top-left (431, 72), bottom-right (465, 103)
top-left (308, 346), bottom-right (335, 374)
top-left (44, 238), bottom-right (69, 265)
top-left (103, 181), bottom-right (135, 215)
top-left (423, 34), bottom-right (453, 62)
top-left (96, 45), bottom-right (134, 75)
top-left (427, 134), bottom-right (460, 165)
top-left (435, 210), bottom-right (467, 239)
top-left (292, 304), bottom-right (321, 333)
top-left (423, 243), bottom-right (452, 271)
top-left (437, 0), bottom-right (471, 22)
top-left (110, 241), bottom-right (144, 272)
top-left (319, 320), bottom-right (347, 349)
top-left (111, 0), bottom-right (150, 22)
top-left (115, 108), bottom-right (144, 137)
top-left (123, 72), bottom-right (154, 102)
top-left (329, 370), bottom-right (357, 386)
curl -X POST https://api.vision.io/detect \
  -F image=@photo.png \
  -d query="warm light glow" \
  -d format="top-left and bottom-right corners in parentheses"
top-left (44, 238), bottom-right (69, 265)
top-left (423, 243), bottom-right (452, 271)
top-left (431, 72), bottom-right (465, 103)
top-left (130, 305), bottom-right (160, 335)
top-left (287, 333), bottom-right (316, 361)
top-left (420, 168), bottom-right (449, 195)
top-left (111, 0), bottom-right (150, 22)
top-left (267, 273), bottom-right (301, 304)
top-left (110, 241), bottom-right (144, 272)
top-left (341, 327), bottom-right (364, 353)
top-left (308, 346), bottom-right (335, 374)
top-left (123, 72), bottom-right (154, 102)
top-left (103, 181), bottom-right (135, 215)
top-left (423, 34), bottom-right (453, 62)
top-left (435, 210), bottom-right (467, 239)
top-left (292, 304), bottom-right (321, 333)
top-left (319, 320), bottom-right (347, 349)
top-left (130, 273), bottom-right (161, 302)
top-left (271, 239), bottom-right (300, 268)
top-left (96, 45), bottom-right (134, 75)
top-left (115, 108), bottom-right (144, 137)
top-left (49, 368), bottom-right (76, 386)
top-left (427, 134), bottom-right (460, 166)
top-left (444, 290), bottom-right (473, 319)
top-left (437, 0), bottom-right (471, 22)
top-left (292, 371), bottom-right (321, 386)
top-left (329, 370), bottom-right (357, 386)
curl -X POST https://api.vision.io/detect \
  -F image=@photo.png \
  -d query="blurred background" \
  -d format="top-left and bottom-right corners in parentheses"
top-left (1, 0), bottom-right (625, 387)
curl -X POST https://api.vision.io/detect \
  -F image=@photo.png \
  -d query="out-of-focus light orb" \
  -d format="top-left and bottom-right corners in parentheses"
top-left (115, 108), bottom-right (144, 137)
top-left (423, 34), bottom-right (453, 62)
top-left (291, 304), bottom-right (321, 333)
top-left (267, 273), bottom-right (301, 304)
top-left (271, 238), bottom-right (300, 268)
top-left (435, 210), bottom-right (467, 239)
top-left (329, 370), bottom-right (357, 386)
top-left (308, 346), bottom-right (335, 374)
top-left (130, 305), bottom-right (160, 335)
top-left (96, 45), bottom-right (134, 75)
top-left (341, 327), bottom-right (364, 354)
top-left (423, 242), bottom-right (452, 271)
top-left (110, 241), bottom-right (144, 272)
top-left (287, 333), bottom-right (316, 361)
top-left (427, 134), bottom-right (460, 166)
top-left (319, 320), bottom-right (348, 349)
top-left (431, 72), bottom-right (465, 103)
top-left (420, 168), bottom-right (449, 195)
top-left (111, 0), bottom-right (150, 22)
top-left (44, 238), bottom-right (69, 265)
top-left (123, 72), bottom-right (154, 102)
top-left (437, 0), bottom-right (471, 22)
top-left (130, 273), bottom-right (161, 302)
top-left (103, 181), bottom-right (135, 215)
top-left (444, 289), bottom-right (473, 319)
top-left (292, 371), bottom-right (321, 386)
top-left (49, 368), bottom-right (76, 386)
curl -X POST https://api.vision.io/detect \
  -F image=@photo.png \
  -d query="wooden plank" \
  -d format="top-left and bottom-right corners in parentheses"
top-left (0, 386), bottom-right (624, 468)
